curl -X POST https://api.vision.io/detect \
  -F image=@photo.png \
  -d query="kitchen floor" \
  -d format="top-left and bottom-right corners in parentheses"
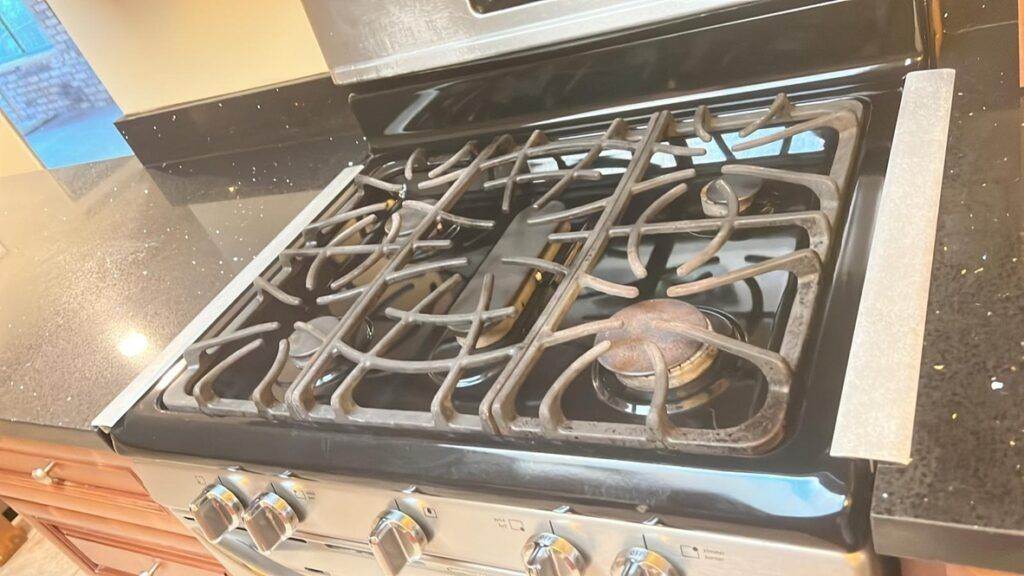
top-left (0, 519), bottom-right (86, 576)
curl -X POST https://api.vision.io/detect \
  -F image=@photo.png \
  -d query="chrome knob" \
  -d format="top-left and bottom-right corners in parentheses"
top-left (612, 547), bottom-right (680, 576)
top-left (369, 509), bottom-right (428, 576)
top-left (522, 533), bottom-right (585, 576)
top-left (31, 461), bottom-right (56, 485)
top-left (189, 484), bottom-right (245, 543)
top-left (243, 492), bottom-right (299, 553)
top-left (137, 560), bottom-right (161, 576)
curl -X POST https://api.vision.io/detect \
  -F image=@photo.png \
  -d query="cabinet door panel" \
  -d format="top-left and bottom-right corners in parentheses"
top-left (0, 473), bottom-right (187, 536)
top-left (56, 524), bottom-right (225, 576)
top-left (2, 496), bottom-right (209, 558)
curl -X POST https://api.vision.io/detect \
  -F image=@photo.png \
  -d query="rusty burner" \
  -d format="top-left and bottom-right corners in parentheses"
top-left (595, 299), bottom-right (718, 392)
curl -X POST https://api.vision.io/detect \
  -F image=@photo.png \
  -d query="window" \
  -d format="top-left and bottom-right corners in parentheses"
top-left (686, 127), bottom-right (826, 165)
top-left (0, 0), bottom-right (51, 66)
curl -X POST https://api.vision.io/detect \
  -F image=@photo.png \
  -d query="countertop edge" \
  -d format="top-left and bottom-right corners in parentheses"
top-left (872, 510), bottom-right (1024, 572)
top-left (0, 419), bottom-right (111, 452)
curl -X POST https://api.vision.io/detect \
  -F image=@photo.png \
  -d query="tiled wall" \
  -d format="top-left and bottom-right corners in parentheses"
top-left (0, 0), bottom-right (112, 132)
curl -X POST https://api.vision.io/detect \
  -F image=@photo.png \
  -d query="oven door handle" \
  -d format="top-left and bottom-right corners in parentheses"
top-left (830, 68), bottom-right (956, 465)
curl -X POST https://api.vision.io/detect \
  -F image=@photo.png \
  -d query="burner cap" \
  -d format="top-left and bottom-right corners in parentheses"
top-left (288, 316), bottom-right (340, 364)
top-left (700, 174), bottom-right (762, 217)
top-left (384, 201), bottom-right (433, 237)
top-left (595, 299), bottom-right (717, 391)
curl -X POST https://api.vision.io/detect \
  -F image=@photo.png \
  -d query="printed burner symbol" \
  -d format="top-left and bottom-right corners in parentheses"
top-left (493, 517), bottom-right (525, 531)
top-left (680, 545), bottom-right (701, 559)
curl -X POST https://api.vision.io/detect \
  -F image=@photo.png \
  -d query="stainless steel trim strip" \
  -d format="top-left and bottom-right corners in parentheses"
top-left (830, 69), bottom-right (956, 464)
top-left (91, 165), bottom-right (365, 432)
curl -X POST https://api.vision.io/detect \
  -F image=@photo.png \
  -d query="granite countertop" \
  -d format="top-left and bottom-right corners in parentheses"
top-left (0, 135), bottom-right (365, 447)
top-left (871, 3), bottom-right (1024, 572)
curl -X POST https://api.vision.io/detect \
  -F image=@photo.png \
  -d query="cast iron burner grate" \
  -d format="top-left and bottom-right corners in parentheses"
top-left (161, 93), bottom-right (863, 455)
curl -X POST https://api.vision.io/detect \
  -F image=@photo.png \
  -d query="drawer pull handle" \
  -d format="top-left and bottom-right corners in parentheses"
top-left (30, 462), bottom-right (56, 485)
top-left (138, 560), bottom-right (161, 576)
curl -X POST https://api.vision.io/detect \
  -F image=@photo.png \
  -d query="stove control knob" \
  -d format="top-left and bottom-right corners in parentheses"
top-left (243, 492), bottom-right (299, 553)
top-left (612, 547), bottom-right (680, 576)
top-left (522, 533), bottom-right (585, 576)
top-left (189, 484), bottom-right (245, 543)
top-left (369, 509), bottom-right (428, 576)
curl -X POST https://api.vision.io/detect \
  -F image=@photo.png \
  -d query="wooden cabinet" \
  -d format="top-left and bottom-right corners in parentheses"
top-left (903, 558), bottom-right (1024, 576)
top-left (1019, 0), bottom-right (1024, 87)
top-left (0, 436), bottom-right (226, 575)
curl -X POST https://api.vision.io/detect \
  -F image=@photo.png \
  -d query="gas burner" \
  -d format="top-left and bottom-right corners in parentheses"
top-left (384, 201), bottom-right (433, 238)
top-left (427, 338), bottom-right (502, 389)
top-left (279, 316), bottom-right (373, 390)
top-left (592, 303), bottom-right (745, 415)
top-left (289, 316), bottom-right (342, 369)
top-left (700, 174), bottom-right (763, 217)
top-left (595, 300), bottom-right (718, 391)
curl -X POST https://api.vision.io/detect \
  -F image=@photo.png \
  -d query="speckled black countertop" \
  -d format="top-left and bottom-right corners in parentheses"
top-left (871, 2), bottom-right (1024, 572)
top-left (0, 136), bottom-right (366, 447)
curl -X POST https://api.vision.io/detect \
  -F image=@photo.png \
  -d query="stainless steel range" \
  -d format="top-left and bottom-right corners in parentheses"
top-left (95, 1), bottom-right (955, 575)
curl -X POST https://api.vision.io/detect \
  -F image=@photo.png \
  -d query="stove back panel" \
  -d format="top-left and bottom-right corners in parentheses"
top-left (303, 0), bottom-right (765, 85)
top-left (349, 0), bottom-right (926, 152)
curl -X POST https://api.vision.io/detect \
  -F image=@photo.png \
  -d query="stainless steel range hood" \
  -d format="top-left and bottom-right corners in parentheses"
top-left (300, 0), bottom-right (759, 85)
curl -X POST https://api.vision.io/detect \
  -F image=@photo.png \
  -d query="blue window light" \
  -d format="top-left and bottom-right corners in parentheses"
top-left (0, 0), bottom-right (51, 66)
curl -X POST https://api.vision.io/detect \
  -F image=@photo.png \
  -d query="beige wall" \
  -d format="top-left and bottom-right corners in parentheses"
top-left (0, 113), bottom-right (41, 177)
top-left (47, 0), bottom-right (329, 116)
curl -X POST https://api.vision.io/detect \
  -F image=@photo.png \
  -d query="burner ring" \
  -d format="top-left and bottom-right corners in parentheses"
top-left (595, 299), bottom-right (717, 391)
top-left (591, 363), bottom-right (731, 416)
top-left (427, 337), bottom-right (501, 389)
top-left (591, 306), bottom-right (744, 415)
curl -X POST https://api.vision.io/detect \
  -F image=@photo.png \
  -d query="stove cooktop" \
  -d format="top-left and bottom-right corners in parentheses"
top-left (155, 95), bottom-right (860, 458)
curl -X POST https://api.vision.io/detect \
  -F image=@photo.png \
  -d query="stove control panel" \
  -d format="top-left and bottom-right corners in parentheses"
top-left (139, 461), bottom-right (881, 576)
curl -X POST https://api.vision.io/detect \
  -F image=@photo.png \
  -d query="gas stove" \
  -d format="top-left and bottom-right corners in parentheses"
top-left (98, 1), bottom-right (952, 575)
top-left (158, 95), bottom-right (860, 457)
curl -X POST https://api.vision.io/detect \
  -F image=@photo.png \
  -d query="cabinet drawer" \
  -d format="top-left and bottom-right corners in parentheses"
top-left (3, 496), bottom-right (196, 548)
top-left (0, 446), bottom-right (147, 496)
top-left (0, 473), bottom-right (187, 536)
top-left (59, 526), bottom-right (225, 576)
